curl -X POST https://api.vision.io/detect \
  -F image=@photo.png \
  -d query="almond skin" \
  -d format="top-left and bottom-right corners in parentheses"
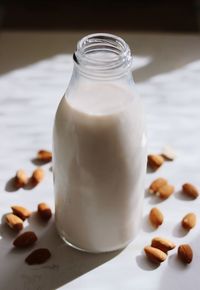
top-left (149, 178), bottom-right (168, 194)
top-left (149, 207), bottom-right (164, 228)
top-left (182, 213), bottom-right (196, 230)
top-left (37, 150), bottom-right (52, 162)
top-left (15, 169), bottom-right (28, 188)
top-left (148, 155), bottom-right (164, 170)
top-left (178, 244), bottom-right (193, 264)
top-left (156, 184), bottom-right (174, 199)
top-left (182, 183), bottom-right (199, 199)
top-left (25, 248), bottom-right (51, 265)
top-left (37, 203), bottom-right (52, 221)
top-left (13, 231), bottom-right (37, 248)
top-left (151, 237), bottom-right (176, 253)
top-left (144, 246), bottom-right (167, 264)
top-left (31, 168), bottom-right (44, 184)
top-left (11, 205), bottom-right (31, 221)
top-left (5, 214), bottom-right (23, 231)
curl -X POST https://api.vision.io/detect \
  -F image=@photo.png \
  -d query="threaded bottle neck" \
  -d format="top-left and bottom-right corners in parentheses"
top-left (73, 33), bottom-right (132, 79)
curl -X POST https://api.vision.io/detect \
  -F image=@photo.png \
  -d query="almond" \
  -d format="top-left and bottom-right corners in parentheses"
top-left (37, 203), bottom-right (52, 221)
top-left (178, 244), bottom-right (193, 264)
top-left (13, 231), bottom-right (37, 248)
top-left (15, 169), bottom-right (28, 188)
top-left (182, 183), bottom-right (199, 199)
top-left (161, 146), bottom-right (176, 161)
top-left (31, 167), bottom-right (44, 184)
top-left (37, 150), bottom-right (52, 162)
top-left (144, 246), bottom-right (167, 264)
top-left (148, 154), bottom-right (164, 170)
top-left (156, 184), bottom-right (174, 199)
top-left (25, 248), bottom-right (51, 265)
top-left (11, 205), bottom-right (31, 220)
top-left (182, 213), bottom-right (196, 230)
top-left (151, 237), bottom-right (176, 253)
top-left (149, 178), bottom-right (168, 194)
top-left (6, 214), bottom-right (23, 231)
top-left (149, 207), bottom-right (164, 228)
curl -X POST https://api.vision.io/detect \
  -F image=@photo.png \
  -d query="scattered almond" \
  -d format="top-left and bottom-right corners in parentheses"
top-left (25, 248), bottom-right (51, 265)
top-left (178, 244), bottom-right (193, 264)
top-left (148, 154), bottom-right (164, 170)
top-left (144, 246), bottom-right (167, 264)
top-left (37, 150), bottom-right (52, 162)
top-left (182, 183), bottom-right (199, 199)
top-left (182, 213), bottom-right (196, 230)
top-left (151, 237), bottom-right (176, 253)
top-left (5, 214), bottom-right (23, 231)
top-left (11, 205), bottom-right (31, 221)
top-left (37, 203), bottom-right (52, 221)
top-left (31, 167), bottom-right (44, 185)
top-left (13, 231), bottom-right (37, 248)
top-left (156, 184), bottom-right (174, 199)
top-left (149, 178), bottom-right (168, 194)
top-left (149, 207), bottom-right (164, 228)
top-left (161, 146), bottom-right (176, 161)
top-left (15, 169), bottom-right (28, 188)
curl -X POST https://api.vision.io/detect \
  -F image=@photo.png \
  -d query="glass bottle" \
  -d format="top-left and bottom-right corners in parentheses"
top-left (53, 33), bottom-right (147, 253)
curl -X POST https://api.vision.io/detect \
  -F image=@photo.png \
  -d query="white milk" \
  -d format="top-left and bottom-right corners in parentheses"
top-left (53, 82), bottom-right (146, 253)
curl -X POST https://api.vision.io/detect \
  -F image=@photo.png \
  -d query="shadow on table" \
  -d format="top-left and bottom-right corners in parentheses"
top-left (0, 214), bottom-right (122, 290)
top-left (157, 234), bottom-right (200, 290)
top-left (0, 32), bottom-right (200, 85)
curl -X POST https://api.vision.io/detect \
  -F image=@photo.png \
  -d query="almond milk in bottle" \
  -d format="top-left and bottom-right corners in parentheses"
top-left (53, 33), bottom-right (147, 253)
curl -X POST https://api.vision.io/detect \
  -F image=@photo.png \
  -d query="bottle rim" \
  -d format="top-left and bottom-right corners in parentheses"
top-left (73, 33), bottom-right (132, 79)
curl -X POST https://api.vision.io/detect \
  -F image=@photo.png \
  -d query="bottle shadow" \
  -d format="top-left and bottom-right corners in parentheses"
top-left (0, 214), bottom-right (123, 290)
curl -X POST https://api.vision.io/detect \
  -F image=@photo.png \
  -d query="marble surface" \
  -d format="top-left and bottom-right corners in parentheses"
top-left (0, 31), bottom-right (200, 290)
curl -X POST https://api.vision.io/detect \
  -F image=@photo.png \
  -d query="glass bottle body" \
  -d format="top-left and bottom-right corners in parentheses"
top-left (53, 34), bottom-right (147, 253)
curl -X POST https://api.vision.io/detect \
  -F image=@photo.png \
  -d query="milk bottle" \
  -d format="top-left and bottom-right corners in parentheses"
top-left (53, 33), bottom-right (147, 253)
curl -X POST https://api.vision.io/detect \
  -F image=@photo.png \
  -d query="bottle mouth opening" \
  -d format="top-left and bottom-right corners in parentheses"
top-left (73, 33), bottom-right (132, 78)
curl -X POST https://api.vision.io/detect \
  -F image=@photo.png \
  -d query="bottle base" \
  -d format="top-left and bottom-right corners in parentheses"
top-left (58, 230), bottom-right (130, 254)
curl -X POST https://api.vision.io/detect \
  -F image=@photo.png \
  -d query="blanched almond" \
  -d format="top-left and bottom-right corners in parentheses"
top-left (31, 167), bottom-right (44, 184)
top-left (182, 183), bottom-right (199, 199)
top-left (149, 178), bottom-right (168, 194)
top-left (37, 150), bottom-right (52, 162)
top-left (13, 231), bottom-right (37, 248)
top-left (182, 213), bottom-right (196, 230)
top-left (149, 207), bottom-right (164, 228)
top-left (156, 184), bottom-right (174, 199)
top-left (148, 154), bottom-right (164, 170)
top-left (15, 169), bottom-right (28, 188)
top-left (144, 246), bottom-right (167, 264)
top-left (25, 248), bottom-right (51, 265)
top-left (178, 244), bottom-right (193, 264)
top-left (37, 203), bottom-right (52, 221)
top-left (161, 146), bottom-right (176, 161)
top-left (11, 205), bottom-right (31, 220)
top-left (151, 237), bottom-right (176, 253)
top-left (6, 214), bottom-right (23, 231)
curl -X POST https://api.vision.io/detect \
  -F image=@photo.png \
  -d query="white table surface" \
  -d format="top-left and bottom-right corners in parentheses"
top-left (0, 31), bottom-right (200, 290)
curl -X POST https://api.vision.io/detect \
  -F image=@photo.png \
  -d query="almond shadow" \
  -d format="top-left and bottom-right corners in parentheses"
top-left (172, 223), bottom-right (188, 238)
top-left (4, 177), bottom-right (19, 192)
top-left (136, 254), bottom-right (160, 271)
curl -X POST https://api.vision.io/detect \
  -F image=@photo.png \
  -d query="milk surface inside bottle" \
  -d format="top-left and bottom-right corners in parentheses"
top-left (53, 33), bottom-right (147, 253)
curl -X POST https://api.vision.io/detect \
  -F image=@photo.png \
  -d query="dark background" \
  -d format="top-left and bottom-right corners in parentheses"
top-left (0, 0), bottom-right (200, 32)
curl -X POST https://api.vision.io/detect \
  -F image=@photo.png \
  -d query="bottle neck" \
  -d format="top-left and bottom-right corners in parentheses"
top-left (73, 33), bottom-right (133, 80)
